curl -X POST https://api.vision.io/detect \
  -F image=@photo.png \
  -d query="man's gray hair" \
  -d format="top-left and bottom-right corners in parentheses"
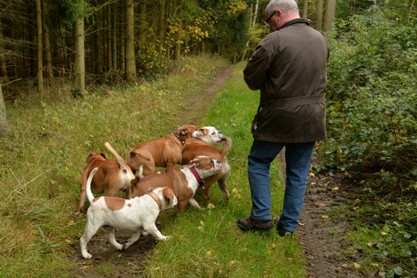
top-left (265, 0), bottom-right (299, 15)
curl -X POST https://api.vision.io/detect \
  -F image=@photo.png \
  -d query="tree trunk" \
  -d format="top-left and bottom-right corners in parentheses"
top-left (324, 0), bottom-right (336, 32)
top-left (408, 0), bottom-right (415, 24)
top-left (36, 0), bottom-right (44, 94)
top-left (241, 0), bottom-right (259, 61)
top-left (112, 3), bottom-right (118, 70)
top-left (0, 84), bottom-right (7, 136)
top-left (107, 5), bottom-right (112, 70)
top-left (42, 0), bottom-right (53, 87)
top-left (316, 0), bottom-right (324, 31)
top-left (95, 8), bottom-right (103, 74)
top-left (125, 0), bottom-right (136, 82)
top-left (0, 25), bottom-right (9, 82)
top-left (159, 0), bottom-right (166, 51)
top-left (73, 18), bottom-right (85, 93)
top-left (302, 0), bottom-right (308, 19)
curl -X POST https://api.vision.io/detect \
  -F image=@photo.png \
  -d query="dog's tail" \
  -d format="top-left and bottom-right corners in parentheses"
top-left (221, 136), bottom-right (233, 156)
top-left (104, 142), bottom-right (132, 172)
top-left (137, 164), bottom-right (144, 179)
top-left (86, 167), bottom-right (99, 203)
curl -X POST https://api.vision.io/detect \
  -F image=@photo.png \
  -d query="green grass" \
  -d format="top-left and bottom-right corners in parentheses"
top-left (0, 55), bottom-right (305, 277)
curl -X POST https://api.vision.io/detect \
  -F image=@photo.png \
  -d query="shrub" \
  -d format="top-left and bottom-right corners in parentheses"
top-left (322, 7), bottom-right (417, 195)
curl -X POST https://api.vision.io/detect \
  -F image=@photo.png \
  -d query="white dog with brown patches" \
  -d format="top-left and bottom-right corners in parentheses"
top-left (192, 126), bottom-right (226, 145)
top-left (80, 167), bottom-right (177, 259)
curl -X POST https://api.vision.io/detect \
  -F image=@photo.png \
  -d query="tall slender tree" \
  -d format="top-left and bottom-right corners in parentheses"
top-left (302, 0), bottom-right (308, 18)
top-left (125, 0), bottom-right (136, 82)
top-left (316, 0), bottom-right (324, 31)
top-left (73, 18), bottom-right (85, 93)
top-left (42, 0), bottom-right (53, 86)
top-left (36, 0), bottom-right (44, 94)
top-left (324, 0), bottom-right (336, 32)
top-left (0, 84), bottom-right (6, 136)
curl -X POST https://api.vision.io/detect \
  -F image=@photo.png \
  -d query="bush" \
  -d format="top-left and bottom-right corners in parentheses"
top-left (322, 7), bottom-right (417, 195)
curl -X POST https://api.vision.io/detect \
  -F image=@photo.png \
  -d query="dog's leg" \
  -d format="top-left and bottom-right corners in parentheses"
top-left (177, 200), bottom-right (189, 213)
top-left (80, 221), bottom-right (100, 259)
top-left (218, 173), bottom-right (231, 203)
top-left (144, 224), bottom-right (170, 241)
top-left (106, 228), bottom-right (124, 250)
top-left (123, 231), bottom-right (141, 250)
top-left (188, 198), bottom-right (203, 210)
top-left (78, 191), bottom-right (87, 215)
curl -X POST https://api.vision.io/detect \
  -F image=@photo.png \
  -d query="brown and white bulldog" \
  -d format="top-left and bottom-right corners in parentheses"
top-left (77, 142), bottom-right (134, 214)
top-left (192, 126), bottom-right (226, 145)
top-left (126, 124), bottom-right (197, 176)
top-left (129, 155), bottom-right (222, 213)
top-left (80, 167), bottom-right (177, 259)
top-left (181, 136), bottom-right (232, 204)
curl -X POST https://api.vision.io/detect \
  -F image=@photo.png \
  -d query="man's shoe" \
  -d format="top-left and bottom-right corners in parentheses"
top-left (277, 224), bottom-right (293, 237)
top-left (237, 217), bottom-right (273, 232)
top-left (275, 217), bottom-right (293, 237)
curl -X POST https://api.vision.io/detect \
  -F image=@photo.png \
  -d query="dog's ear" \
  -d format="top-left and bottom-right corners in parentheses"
top-left (130, 177), bottom-right (138, 189)
top-left (86, 154), bottom-right (93, 163)
top-left (179, 127), bottom-right (188, 136)
top-left (100, 152), bottom-right (107, 159)
top-left (162, 187), bottom-right (174, 205)
top-left (189, 157), bottom-right (201, 167)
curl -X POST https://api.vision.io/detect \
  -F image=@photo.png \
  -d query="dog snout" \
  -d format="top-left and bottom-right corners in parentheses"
top-left (213, 159), bottom-right (222, 169)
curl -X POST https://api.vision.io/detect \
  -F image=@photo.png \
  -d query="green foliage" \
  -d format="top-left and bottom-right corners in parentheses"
top-left (322, 6), bottom-right (417, 194)
top-left (137, 43), bottom-right (173, 80)
top-left (53, 0), bottom-right (92, 26)
top-left (321, 4), bottom-right (417, 276)
top-left (166, 2), bottom-right (217, 55)
top-left (343, 201), bottom-right (417, 276)
top-left (200, 0), bottom-right (250, 60)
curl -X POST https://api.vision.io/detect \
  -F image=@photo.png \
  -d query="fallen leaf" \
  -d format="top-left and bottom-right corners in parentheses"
top-left (353, 262), bottom-right (361, 269)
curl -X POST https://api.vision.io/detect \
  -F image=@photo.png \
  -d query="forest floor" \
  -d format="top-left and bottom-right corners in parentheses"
top-left (71, 65), bottom-right (365, 277)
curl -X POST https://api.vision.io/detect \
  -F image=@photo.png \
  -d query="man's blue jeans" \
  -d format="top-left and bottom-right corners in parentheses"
top-left (248, 140), bottom-right (315, 232)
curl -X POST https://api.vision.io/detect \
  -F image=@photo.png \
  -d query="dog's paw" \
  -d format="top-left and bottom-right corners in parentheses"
top-left (82, 253), bottom-right (93, 259)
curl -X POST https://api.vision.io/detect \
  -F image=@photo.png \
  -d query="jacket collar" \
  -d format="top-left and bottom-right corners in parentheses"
top-left (279, 18), bottom-right (310, 30)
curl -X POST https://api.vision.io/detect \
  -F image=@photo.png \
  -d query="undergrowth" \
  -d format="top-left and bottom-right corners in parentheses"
top-left (322, 6), bottom-right (417, 277)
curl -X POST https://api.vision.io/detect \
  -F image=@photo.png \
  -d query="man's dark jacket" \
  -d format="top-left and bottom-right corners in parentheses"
top-left (243, 18), bottom-right (329, 143)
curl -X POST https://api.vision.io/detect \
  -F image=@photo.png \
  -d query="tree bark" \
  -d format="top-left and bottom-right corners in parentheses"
top-left (112, 2), bottom-right (118, 70)
top-left (125, 0), bottom-right (136, 82)
top-left (241, 0), bottom-right (259, 61)
top-left (0, 25), bottom-right (9, 83)
top-left (42, 0), bottom-right (53, 87)
top-left (316, 0), bottom-right (324, 31)
top-left (107, 5), bottom-right (112, 70)
top-left (0, 84), bottom-right (7, 136)
top-left (36, 0), bottom-right (44, 94)
top-left (324, 0), bottom-right (336, 32)
top-left (95, 7), bottom-right (103, 74)
top-left (73, 18), bottom-right (85, 93)
top-left (302, 0), bottom-right (308, 19)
